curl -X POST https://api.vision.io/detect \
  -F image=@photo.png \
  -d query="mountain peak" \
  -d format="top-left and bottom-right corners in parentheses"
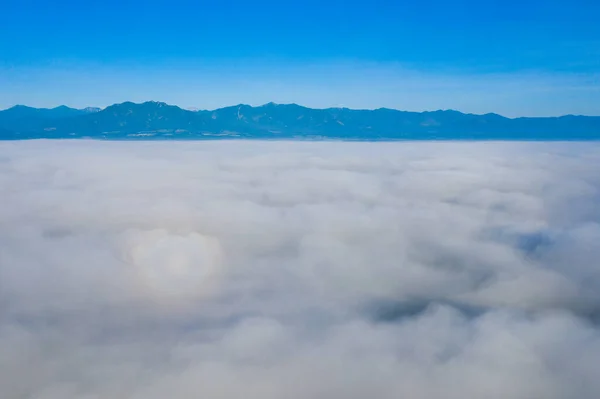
top-left (260, 102), bottom-right (307, 109)
top-left (106, 101), bottom-right (175, 110)
top-left (7, 105), bottom-right (34, 111)
top-left (143, 100), bottom-right (169, 108)
top-left (107, 101), bottom-right (135, 108)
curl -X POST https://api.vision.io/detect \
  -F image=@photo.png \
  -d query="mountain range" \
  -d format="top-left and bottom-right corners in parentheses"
top-left (1, 101), bottom-right (599, 140)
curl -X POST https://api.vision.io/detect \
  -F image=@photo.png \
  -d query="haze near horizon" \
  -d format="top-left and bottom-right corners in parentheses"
top-left (2, 0), bottom-right (600, 117)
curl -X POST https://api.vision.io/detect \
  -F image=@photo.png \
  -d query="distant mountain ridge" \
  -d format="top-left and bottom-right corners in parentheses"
top-left (1, 101), bottom-right (599, 140)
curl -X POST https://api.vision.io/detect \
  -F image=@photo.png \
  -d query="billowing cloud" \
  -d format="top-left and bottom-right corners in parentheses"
top-left (1, 140), bottom-right (600, 399)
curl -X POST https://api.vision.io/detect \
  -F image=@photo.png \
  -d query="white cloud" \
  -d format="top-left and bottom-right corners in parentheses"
top-left (1, 140), bottom-right (600, 398)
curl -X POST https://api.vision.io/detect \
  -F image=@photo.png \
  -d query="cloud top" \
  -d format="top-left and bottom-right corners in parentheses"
top-left (1, 140), bottom-right (600, 398)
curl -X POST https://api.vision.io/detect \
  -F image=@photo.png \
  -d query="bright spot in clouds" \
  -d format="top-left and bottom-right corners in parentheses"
top-left (1, 140), bottom-right (600, 398)
top-left (123, 229), bottom-right (223, 303)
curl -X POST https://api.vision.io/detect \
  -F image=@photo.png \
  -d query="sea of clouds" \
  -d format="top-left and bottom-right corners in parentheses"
top-left (1, 140), bottom-right (600, 399)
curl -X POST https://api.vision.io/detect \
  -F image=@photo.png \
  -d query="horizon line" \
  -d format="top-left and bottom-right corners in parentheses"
top-left (2, 100), bottom-right (599, 119)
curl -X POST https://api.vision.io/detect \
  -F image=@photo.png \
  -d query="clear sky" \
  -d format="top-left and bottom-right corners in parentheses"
top-left (1, 0), bottom-right (599, 116)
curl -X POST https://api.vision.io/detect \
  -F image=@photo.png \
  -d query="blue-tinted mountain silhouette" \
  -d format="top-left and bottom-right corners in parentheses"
top-left (1, 101), bottom-right (599, 140)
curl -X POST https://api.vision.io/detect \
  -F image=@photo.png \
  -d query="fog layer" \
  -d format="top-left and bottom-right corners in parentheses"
top-left (1, 141), bottom-right (600, 399)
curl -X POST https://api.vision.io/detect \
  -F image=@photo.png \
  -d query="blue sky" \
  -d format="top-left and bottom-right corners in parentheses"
top-left (1, 0), bottom-right (599, 116)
